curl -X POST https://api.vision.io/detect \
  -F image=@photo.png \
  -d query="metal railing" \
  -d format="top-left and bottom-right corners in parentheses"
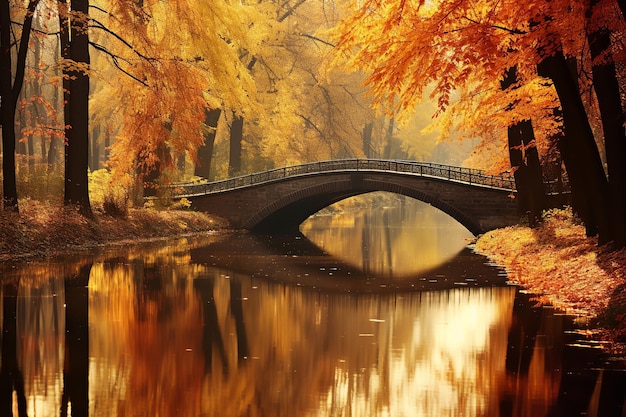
top-left (170, 159), bottom-right (517, 198)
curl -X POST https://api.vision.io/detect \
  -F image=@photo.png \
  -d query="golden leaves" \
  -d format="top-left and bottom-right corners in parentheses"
top-left (475, 208), bottom-right (625, 317)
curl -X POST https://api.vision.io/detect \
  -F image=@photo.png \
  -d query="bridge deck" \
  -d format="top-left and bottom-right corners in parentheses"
top-left (172, 159), bottom-right (516, 198)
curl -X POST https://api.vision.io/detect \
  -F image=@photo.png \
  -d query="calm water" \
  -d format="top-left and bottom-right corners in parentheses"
top-left (0, 195), bottom-right (624, 416)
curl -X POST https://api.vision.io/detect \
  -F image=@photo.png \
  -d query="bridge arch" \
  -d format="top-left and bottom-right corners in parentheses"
top-left (245, 174), bottom-right (485, 235)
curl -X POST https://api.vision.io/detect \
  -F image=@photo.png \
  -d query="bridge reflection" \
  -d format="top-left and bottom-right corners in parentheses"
top-left (188, 232), bottom-right (509, 292)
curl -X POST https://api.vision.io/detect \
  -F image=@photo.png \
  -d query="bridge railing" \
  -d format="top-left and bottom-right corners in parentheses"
top-left (171, 159), bottom-right (516, 197)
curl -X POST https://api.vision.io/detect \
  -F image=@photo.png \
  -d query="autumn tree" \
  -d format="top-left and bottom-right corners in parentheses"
top-left (333, 0), bottom-right (626, 244)
top-left (90, 0), bottom-right (262, 195)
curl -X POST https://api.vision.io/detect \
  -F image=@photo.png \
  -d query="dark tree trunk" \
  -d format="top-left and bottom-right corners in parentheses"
top-left (501, 67), bottom-right (546, 224)
top-left (537, 51), bottom-right (610, 242)
top-left (195, 108), bottom-right (221, 179)
top-left (27, 123), bottom-right (35, 170)
top-left (522, 123), bottom-right (546, 217)
top-left (587, 4), bottom-right (626, 246)
top-left (229, 113), bottom-right (243, 177)
top-left (177, 153), bottom-right (185, 173)
top-left (1, 0), bottom-right (39, 211)
top-left (362, 122), bottom-right (373, 158)
top-left (48, 137), bottom-right (59, 171)
top-left (1, 0), bottom-right (18, 211)
top-left (17, 111), bottom-right (27, 156)
top-left (61, 0), bottom-right (92, 216)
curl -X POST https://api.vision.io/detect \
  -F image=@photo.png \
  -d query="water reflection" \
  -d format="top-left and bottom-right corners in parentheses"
top-left (0, 227), bottom-right (624, 416)
top-left (300, 194), bottom-right (474, 276)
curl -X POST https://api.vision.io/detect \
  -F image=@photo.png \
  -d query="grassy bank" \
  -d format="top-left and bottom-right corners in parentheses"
top-left (0, 199), bottom-right (229, 261)
top-left (475, 208), bottom-right (626, 348)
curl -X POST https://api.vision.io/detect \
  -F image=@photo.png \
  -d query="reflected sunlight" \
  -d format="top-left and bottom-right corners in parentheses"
top-left (300, 193), bottom-right (473, 276)
top-left (311, 288), bottom-right (516, 417)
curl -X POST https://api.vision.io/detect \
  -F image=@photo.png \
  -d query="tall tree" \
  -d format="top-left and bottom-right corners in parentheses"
top-left (59, 0), bottom-right (92, 215)
top-left (0, 0), bottom-right (40, 211)
top-left (500, 66), bottom-right (545, 224)
top-left (586, 0), bottom-right (626, 245)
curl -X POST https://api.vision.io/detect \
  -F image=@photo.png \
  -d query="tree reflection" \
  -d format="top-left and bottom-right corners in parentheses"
top-left (61, 263), bottom-right (92, 417)
top-left (0, 281), bottom-right (27, 417)
top-left (194, 276), bottom-right (228, 374)
top-left (1, 233), bottom-right (623, 416)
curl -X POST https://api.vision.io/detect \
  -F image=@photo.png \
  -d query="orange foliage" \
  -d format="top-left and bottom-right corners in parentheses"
top-left (475, 208), bottom-right (625, 319)
top-left (90, 0), bottom-right (262, 184)
top-left (332, 0), bottom-right (624, 168)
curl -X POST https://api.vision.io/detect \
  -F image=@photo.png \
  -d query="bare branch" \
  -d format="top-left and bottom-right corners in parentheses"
top-left (301, 33), bottom-right (336, 48)
top-left (90, 17), bottom-right (154, 62)
top-left (90, 42), bottom-right (149, 87)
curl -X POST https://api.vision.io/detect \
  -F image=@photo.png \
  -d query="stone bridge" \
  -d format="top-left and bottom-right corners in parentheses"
top-left (173, 159), bottom-right (521, 235)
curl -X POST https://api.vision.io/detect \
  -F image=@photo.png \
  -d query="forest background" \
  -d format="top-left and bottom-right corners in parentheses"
top-left (1, 0), bottom-right (470, 219)
top-left (1, 0), bottom-right (626, 250)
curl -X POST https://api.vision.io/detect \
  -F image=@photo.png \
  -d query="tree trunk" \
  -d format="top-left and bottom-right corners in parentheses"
top-left (500, 66), bottom-right (546, 224)
top-left (587, 4), bottom-right (626, 246)
top-left (383, 116), bottom-right (394, 159)
top-left (522, 121), bottom-right (546, 219)
top-left (229, 113), bottom-right (243, 177)
top-left (90, 121), bottom-right (101, 171)
top-left (1, 0), bottom-right (17, 211)
top-left (537, 51), bottom-right (610, 242)
top-left (0, 0), bottom-right (39, 211)
top-left (142, 142), bottom-right (170, 197)
top-left (195, 108), bottom-right (221, 179)
top-left (48, 137), bottom-right (59, 171)
top-left (362, 122), bottom-right (373, 158)
top-left (61, 0), bottom-right (92, 216)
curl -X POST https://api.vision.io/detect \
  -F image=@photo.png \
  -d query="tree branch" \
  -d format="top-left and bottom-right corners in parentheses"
top-left (12, 0), bottom-right (41, 110)
top-left (90, 17), bottom-right (154, 62)
top-left (462, 16), bottom-right (526, 35)
top-left (90, 42), bottom-right (149, 87)
top-left (301, 33), bottom-right (335, 48)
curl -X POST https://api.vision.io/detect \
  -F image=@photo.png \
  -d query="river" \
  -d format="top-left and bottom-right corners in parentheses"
top-left (0, 193), bottom-right (624, 416)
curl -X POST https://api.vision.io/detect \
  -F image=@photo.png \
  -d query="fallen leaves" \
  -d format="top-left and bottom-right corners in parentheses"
top-left (475, 208), bottom-right (626, 347)
top-left (0, 199), bottom-right (229, 261)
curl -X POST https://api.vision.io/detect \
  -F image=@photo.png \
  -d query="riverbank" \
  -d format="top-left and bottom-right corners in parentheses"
top-left (475, 208), bottom-right (626, 350)
top-left (0, 199), bottom-right (229, 261)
